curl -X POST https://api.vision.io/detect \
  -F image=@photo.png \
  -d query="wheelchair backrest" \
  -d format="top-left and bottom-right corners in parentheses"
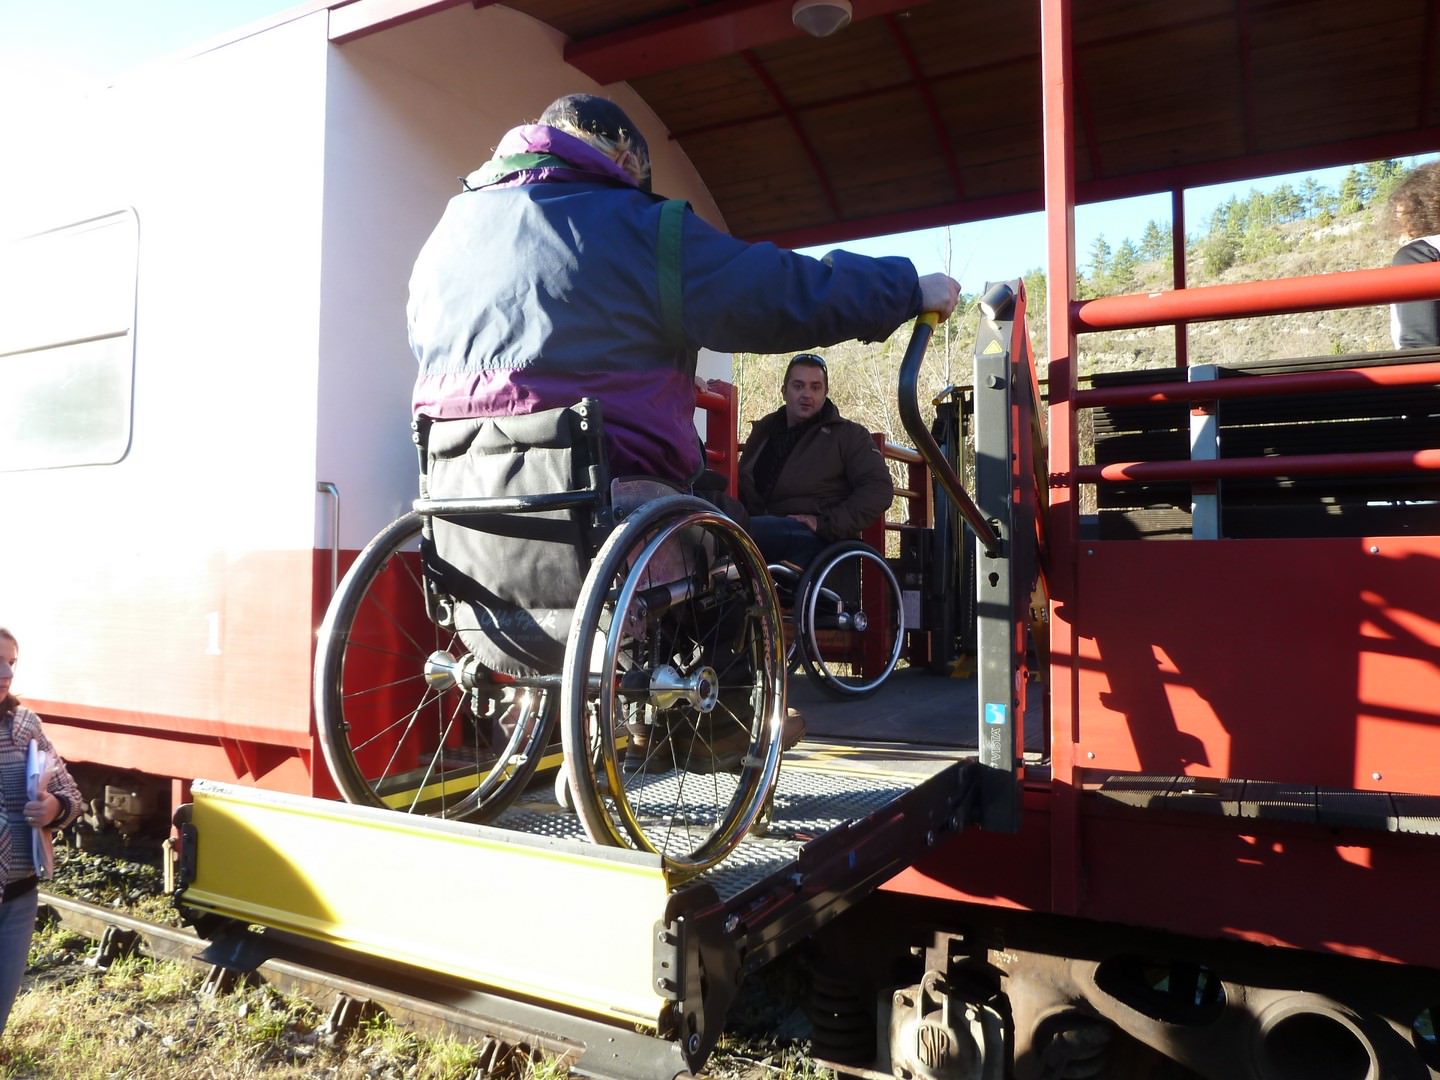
top-left (418, 402), bottom-right (609, 678)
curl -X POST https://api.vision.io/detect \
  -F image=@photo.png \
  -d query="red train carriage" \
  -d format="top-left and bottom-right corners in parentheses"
top-left (5, 1), bottom-right (1440, 1077)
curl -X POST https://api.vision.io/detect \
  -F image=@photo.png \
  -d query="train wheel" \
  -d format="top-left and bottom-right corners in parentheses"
top-left (315, 511), bottom-right (554, 822)
top-left (795, 541), bottom-right (904, 700)
top-left (560, 496), bottom-right (785, 879)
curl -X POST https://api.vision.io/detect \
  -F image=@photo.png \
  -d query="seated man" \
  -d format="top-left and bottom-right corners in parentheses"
top-left (738, 353), bottom-right (894, 571)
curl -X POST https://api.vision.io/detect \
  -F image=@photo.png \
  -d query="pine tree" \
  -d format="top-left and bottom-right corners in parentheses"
top-left (1338, 167), bottom-right (1364, 214)
top-left (1088, 235), bottom-right (1113, 284)
top-left (1110, 239), bottom-right (1140, 290)
top-left (1138, 220), bottom-right (1171, 262)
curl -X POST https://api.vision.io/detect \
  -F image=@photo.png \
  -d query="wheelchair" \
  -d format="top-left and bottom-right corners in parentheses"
top-left (313, 400), bottom-right (786, 879)
top-left (770, 539), bottom-right (904, 701)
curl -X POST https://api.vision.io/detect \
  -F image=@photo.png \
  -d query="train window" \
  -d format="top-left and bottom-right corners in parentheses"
top-left (0, 210), bottom-right (138, 471)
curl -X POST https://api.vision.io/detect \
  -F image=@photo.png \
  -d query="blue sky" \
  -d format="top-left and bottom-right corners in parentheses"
top-left (1, 0), bottom-right (1421, 293)
top-left (0, 0), bottom-right (292, 83)
top-left (797, 165), bottom-right (1417, 293)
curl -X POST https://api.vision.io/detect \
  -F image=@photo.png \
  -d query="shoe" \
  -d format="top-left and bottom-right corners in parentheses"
top-left (781, 707), bottom-right (806, 752)
top-left (689, 707), bottom-right (806, 773)
top-left (620, 670), bottom-right (674, 775)
top-left (623, 719), bottom-right (673, 774)
top-left (698, 725), bottom-right (751, 772)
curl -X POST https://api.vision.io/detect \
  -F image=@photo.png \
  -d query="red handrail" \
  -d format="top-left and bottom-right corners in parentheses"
top-left (697, 382), bottom-right (739, 498)
top-left (1073, 262), bottom-right (1440, 332)
top-left (1075, 448), bottom-right (1440, 485)
top-left (1075, 358), bottom-right (1440, 410)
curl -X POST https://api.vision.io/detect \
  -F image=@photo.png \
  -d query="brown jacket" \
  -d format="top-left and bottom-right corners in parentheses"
top-left (738, 400), bottom-right (893, 542)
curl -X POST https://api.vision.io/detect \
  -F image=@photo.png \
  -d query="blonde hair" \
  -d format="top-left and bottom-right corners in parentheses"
top-left (548, 117), bottom-right (651, 189)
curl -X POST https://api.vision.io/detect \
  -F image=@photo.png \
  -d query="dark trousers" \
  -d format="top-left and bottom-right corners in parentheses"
top-left (747, 514), bottom-right (827, 570)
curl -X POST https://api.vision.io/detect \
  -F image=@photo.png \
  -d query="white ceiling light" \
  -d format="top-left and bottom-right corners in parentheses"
top-left (792, 0), bottom-right (853, 38)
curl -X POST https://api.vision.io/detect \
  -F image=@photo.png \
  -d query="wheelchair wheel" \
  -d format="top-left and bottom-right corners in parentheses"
top-left (315, 511), bottom-right (556, 822)
top-left (561, 495), bottom-right (785, 879)
top-left (795, 540), bottom-right (904, 700)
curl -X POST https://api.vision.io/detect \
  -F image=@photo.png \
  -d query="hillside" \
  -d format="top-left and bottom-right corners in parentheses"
top-left (733, 187), bottom-right (1401, 444)
top-left (1080, 207), bottom-right (1393, 376)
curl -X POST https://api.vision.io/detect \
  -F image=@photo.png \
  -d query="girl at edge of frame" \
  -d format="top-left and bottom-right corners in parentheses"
top-left (0, 627), bottom-right (82, 1036)
top-left (1385, 160), bottom-right (1440, 349)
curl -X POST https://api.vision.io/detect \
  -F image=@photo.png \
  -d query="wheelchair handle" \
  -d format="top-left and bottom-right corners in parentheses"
top-left (897, 313), bottom-right (1003, 557)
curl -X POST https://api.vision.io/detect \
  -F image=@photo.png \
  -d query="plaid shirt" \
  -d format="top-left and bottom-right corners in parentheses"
top-left (0, 703), bottom-right (81, 895)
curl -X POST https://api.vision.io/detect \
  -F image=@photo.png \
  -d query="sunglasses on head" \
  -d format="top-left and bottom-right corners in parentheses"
top-left (789, 353), bottom-right (827, 370)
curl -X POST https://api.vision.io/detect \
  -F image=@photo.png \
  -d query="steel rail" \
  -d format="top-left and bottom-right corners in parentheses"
top-left (36, 891), bottom-right (677, 1076)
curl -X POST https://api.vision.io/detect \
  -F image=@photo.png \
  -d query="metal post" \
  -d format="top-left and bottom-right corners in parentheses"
top-left (1189, 364), bottom-right (1220, 539)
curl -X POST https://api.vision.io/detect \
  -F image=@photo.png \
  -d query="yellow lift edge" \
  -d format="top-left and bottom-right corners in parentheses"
top-left (178, 780), bottom-right (671, 1027)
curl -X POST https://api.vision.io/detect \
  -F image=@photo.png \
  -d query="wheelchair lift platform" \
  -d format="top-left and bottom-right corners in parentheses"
top-left (176, 734), bottom-right (974, 1078)
top-left (175, 301), bottom-right (1042, 1076)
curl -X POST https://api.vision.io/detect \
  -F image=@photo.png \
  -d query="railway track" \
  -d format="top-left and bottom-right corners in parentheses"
top-left (33, 887), bottom-right (800, 1080)
top-left (36, 889), bottom-right (701, 1077)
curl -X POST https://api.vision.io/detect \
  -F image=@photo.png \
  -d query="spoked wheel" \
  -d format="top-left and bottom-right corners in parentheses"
top-left (795, 540), bottom-right (904, 700)
top-left (315, 511), bottom-right (556, 822)
top-left (561, 496), bottom-right (785, 879)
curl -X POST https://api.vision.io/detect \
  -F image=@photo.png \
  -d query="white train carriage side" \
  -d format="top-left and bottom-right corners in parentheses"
top-left (0, 3), bottom-right (730, 830)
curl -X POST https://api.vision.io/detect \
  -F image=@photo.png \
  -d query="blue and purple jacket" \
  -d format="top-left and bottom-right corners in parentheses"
top-left (407, 124), bottom-right (925, 484)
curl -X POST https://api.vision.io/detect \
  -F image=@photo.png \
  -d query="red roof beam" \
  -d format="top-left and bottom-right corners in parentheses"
top-left (882, 14), bottom-right (964, 199)
top-left (759, 124), bottom-right (1440, 248)
top-left (564, 0), bottom-right (938, 86)
top-left (742, 51), bottom-right (843, 220)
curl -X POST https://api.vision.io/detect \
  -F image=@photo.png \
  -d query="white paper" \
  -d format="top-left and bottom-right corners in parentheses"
top-left (25, 739), bottom-right (51, 878)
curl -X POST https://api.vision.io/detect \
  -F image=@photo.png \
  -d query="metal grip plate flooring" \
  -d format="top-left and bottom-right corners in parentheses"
top-left (492, 746), bottom-right (957, 901)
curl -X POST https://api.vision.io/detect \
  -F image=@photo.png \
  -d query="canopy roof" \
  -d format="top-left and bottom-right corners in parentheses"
top-left (344, 0), bottom-right (1440, 246)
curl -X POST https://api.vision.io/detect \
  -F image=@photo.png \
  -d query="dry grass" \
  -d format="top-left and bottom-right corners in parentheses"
top-left (0, 847), bottom-right (823, 1080)
top-left (1, 916), bottom-right (505, 1080)
top-left (3, 916), bottom-right (817, 1080)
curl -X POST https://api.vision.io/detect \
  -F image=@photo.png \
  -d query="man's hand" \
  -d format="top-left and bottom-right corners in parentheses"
top-left (789, 514), bottom-right (819, 532)
top-left (919, 273), bottom-right (961, 319)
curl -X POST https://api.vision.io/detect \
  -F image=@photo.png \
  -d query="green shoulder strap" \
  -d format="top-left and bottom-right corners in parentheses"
top-left (658, 198), bottom-right (687, 350)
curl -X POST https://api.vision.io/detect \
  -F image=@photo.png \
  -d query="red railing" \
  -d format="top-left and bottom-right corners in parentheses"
top-left (1073, 261), bottom-right (1440, 332)
top-left (697, 381), bottom-right (739, 498)
top-left (1065, 268), bottom-right (1440, 490)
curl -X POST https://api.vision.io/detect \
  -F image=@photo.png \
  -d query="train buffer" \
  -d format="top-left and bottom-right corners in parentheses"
top-left (173, 739), bottom-right (983, 1078)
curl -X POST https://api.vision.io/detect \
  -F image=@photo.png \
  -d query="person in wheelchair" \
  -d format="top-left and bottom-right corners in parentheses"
top-left (738, 352), bottom-right (893, 571)
top-left (407, 92), bottom-right (961, 487)
top-left (404, 94), bottom-right (959, 778)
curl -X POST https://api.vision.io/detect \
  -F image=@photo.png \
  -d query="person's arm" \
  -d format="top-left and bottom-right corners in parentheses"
top-left (677, 214), bottom-right (925, 351)
top-left (34, 727), bottom-right (82, 830)
top-left (815, 427), bottom-right (895, 541)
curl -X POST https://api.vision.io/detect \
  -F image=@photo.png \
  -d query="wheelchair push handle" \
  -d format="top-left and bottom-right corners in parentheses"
top-left (897, 312), bottom-right (1002, 557)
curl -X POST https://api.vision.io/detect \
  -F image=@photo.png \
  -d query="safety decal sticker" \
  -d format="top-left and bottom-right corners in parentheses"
top-left (984, 702), bottom-right (1008, 726)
